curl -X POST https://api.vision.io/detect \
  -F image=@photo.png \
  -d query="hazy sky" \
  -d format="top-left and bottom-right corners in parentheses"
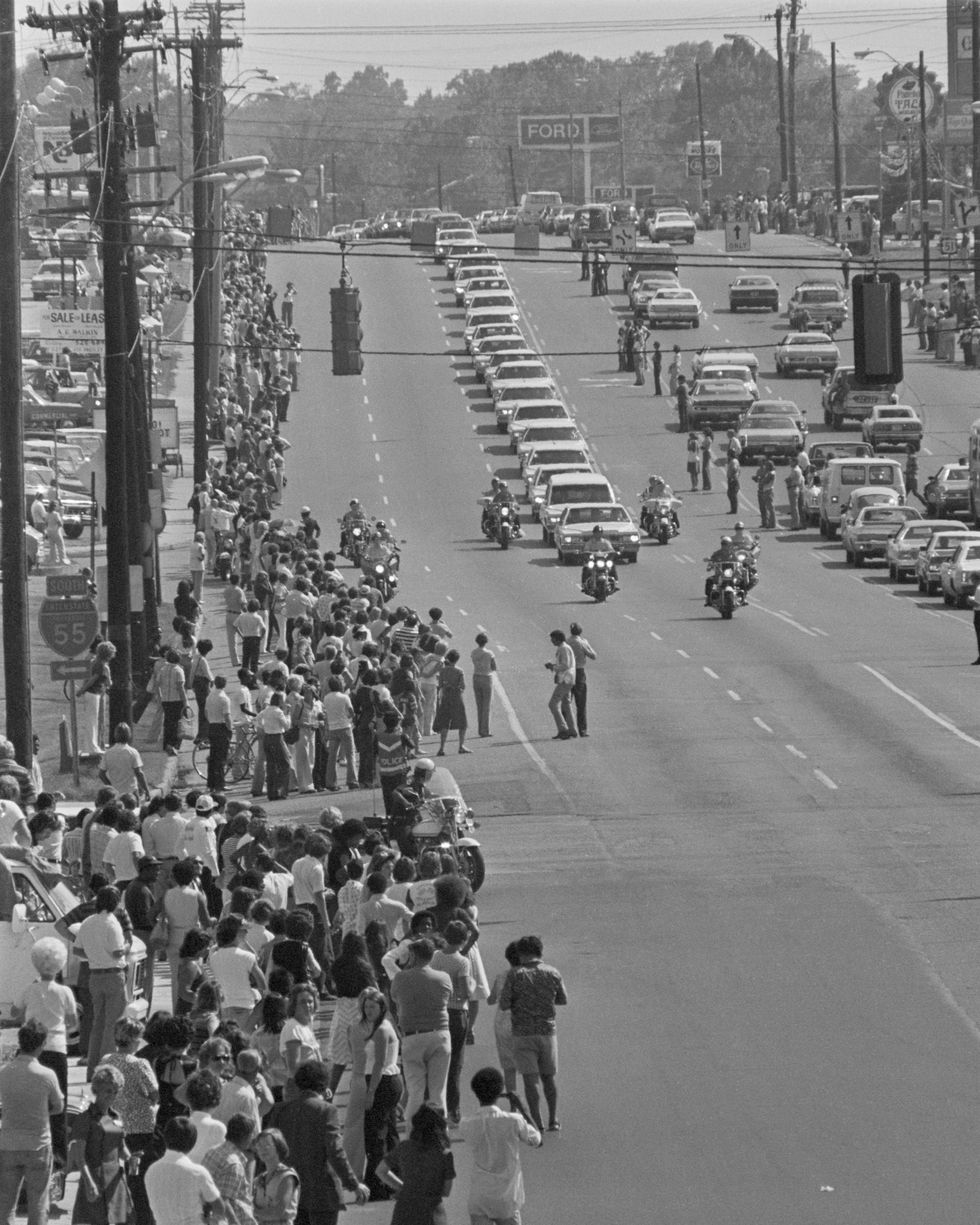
top-left (15, 0), bottom-right (955, 99)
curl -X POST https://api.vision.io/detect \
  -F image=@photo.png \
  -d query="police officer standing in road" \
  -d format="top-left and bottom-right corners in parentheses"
top-left (651, 342), bottom-right (663, 396)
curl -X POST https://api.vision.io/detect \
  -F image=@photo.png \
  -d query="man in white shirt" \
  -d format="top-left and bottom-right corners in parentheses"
top-left (291, 834), bottom-right (332, 988)
top-left (145, 1117), bottom-right (225, 1225)
top-left (182, 794), bottom-right (220, 916)
top-left (99, 722), bottom-right (149, 799)
top-left (74, 886), bottom-right (128, 1077)
top-left (460, 1066), bottom-right (541, 1225)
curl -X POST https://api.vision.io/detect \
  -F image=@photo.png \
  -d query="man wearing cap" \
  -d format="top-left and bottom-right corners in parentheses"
top-left (124, 858), bottom-right (161, 1009)
top-left (182, 796), bottom-right (221, 916)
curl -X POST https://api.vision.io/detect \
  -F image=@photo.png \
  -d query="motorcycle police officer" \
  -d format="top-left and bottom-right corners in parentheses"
top-left (704, 535), bottom-right (738, 605)
top-left (389, 757), bottom-right (435, 854)
top-left (581, 526), bottom-right (619, 592)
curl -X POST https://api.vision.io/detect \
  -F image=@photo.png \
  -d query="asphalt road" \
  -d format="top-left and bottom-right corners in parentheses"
top-left (260, 229), bottom-right (980, 1224)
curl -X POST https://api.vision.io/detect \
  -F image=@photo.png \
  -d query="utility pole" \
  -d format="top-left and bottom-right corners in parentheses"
top-left (618, 92), bottom-right (626, 196)
top-left (919, 50), bottom-right (930, 283)
top-left (331, 152), bottom-right (338, 227)
top-left (173, 9), bottom-right (186, 210)
top-left (786, 0), bottom-right (799, 208)
top-left (695, 62), bottom-right (708, 211)
top-left (831, 42), bottom-right (843, 214)
top-left (774, 7), bottom-right (788, 192)
top-left (191, 32), bottom-right (212, 485)
top-left (0, 0), bottom-right (32, 764)
top-left (973, 0), bottom-right (980, 299)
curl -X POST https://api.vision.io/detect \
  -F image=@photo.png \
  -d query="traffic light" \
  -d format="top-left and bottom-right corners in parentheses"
top-left (852, 272), bottom-right (903, 386)
top-left (134, 105), bottom-right (158, 149)
top-left (330, 286), bottom-right (363, 375)
top-left (69, 110), bottom-right (93, 156)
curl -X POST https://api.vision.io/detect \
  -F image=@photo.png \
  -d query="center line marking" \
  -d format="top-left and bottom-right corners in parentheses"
top-left (650, 631), bottom-right (662, 641)
top-left (728, 690), bottom-right (741, 701)
top-left (623, 614), bottom-right (637, 622)
top-left (786, 744), bottom-right (807, 759)
top-left (703, 666), bottom-right (718, 679)
top-left (813, 769), bottom-right (838, 790)
top-left (754, 717), bottom-right (773, 733)
top-left (676, 649), bottom-right (690, 659)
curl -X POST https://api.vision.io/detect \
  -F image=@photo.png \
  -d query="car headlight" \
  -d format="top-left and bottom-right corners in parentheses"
top-left (533, 495), bottom-right (544, 505)
top-left (628, 533), bottom-right (639, 543)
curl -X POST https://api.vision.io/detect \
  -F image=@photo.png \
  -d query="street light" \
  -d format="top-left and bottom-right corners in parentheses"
top-left (723, 32), bottom-right (767, 54)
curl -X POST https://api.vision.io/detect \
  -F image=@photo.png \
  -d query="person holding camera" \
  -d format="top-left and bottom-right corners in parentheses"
top-left (461, 1066), bottom-right (541, 1225)
top-left (545, 630), bottom-right (576, 741)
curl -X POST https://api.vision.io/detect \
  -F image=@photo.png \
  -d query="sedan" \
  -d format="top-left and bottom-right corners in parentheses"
top-left (729, 275), bottom-right (780, 312)
top-left (496, 387), bottom-right (565, 432)
top-left (887, 520), bottom-right (963, 581)
top-left (774, 331), bottom-right (840, 377)
top-left (457, 276), bottom-right (510, 307)
top-left (645, 288), bottom-right (702, 328)
top-left (488, 362), bottom-right (553, 399)
top-left (915, 529), bottom-right (978, 595)
top-left (629, 273), bottom-right (679, 316)
top-left (842, 505), bottom-right (921, 567)
top-left (923, 463), bottom-right (970, 518)
top-left (737, 414), bottom-right (804, 463)
top-left (31, 259), bottom-right (91, 300)
top-left (647, 209), bottom-right (696, 243)
top-left (527, 462), bottom-right (597, 519)
top-left (515, 423), bottom-right (585, 465)
top-left (743, 398), bottom-right (808, 438)
top-left (555, 503), bottom-right (641, 565)
top-left (940, 539), bottom-right (980, 606)
top-left (474, 345), bottom-right (536, 382)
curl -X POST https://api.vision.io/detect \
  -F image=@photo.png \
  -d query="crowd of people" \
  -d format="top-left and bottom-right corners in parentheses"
top-left (0, 783), bottom-right (566, 1225)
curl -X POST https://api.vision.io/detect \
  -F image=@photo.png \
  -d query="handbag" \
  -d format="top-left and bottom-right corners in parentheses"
top-left (178, 706), bottom-right (197, 740)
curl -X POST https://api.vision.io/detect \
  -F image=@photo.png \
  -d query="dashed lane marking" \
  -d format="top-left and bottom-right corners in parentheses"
top-left (650, 631), bottom-right (662, 641)
top-left (752, 601), bottom-right (821, 638)
top-left (786, 745), bottom-right (807, 759)
top-left (703, 666), bottom-right (718, 679)
top-left (753, 717), bottom-right (773, 733)
top-left (377, 474), bottom-right (384, 484)
top-left (813, 769), bottom-right (838, 790)
top-left (676, 649), bottom-right (690, 659)
top-left (860, 663), bottom-right (980, 750)
top-left (623, 613), bottom-right (636, 622)
top-left (728, 690), bottom-right (741, 701)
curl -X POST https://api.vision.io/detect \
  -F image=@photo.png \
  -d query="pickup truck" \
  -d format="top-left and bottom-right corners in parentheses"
top-left (860, 404), bottom-right (924, 452)
top-left (0, 847), bottom-right (148, 1029)
top-left (822, 366), bottom-right (897, 430)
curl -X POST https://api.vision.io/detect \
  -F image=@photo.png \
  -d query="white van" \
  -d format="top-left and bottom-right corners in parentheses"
top-left (540, 472), bottom-right (615, 543)
top-left (819, 456), bottom-right (906, 538)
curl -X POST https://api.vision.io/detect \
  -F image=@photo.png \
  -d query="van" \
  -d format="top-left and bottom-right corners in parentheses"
top-left (0, 846), bottom-right (148, 1028)
top-left (540, 472), bottom-right (616, 543)
top-left (517, 190), bottom-right (563, 225)
top-left (569, 204), bottom-right (612, 250)
top-left (819, 457), bottom-right (906, 538)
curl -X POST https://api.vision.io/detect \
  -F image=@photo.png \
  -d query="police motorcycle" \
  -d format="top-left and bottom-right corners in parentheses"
top-left (703, 531), bottom-right (758, 620)
top-left (481, 498), bottom-right (523, 549)
top-left (359, 526), bottom-right (402, 602)
top-left (638, 476), bottom-right (682, 545)
top-left (386, 761), bottom-right (485, 891)
top-left (581, 553), bottom-right (618, 602)
top-left (338, 499), bottom-right (369, 564)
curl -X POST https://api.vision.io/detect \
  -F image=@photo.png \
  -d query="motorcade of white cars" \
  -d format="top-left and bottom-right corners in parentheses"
top-left (507, 402), bottom-right (574, 449)
top-left (495, 385), bottom-right (563, 430)
top-left (540, 472), bottom-right (616, 544)
top-left (554, 503), bottom-right (641, 565)
top-left (886, 519), bottom-right (963, 582)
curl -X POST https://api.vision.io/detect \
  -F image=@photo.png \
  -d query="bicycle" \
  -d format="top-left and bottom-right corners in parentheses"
top-left (191, 718), bottom-right (257, 785)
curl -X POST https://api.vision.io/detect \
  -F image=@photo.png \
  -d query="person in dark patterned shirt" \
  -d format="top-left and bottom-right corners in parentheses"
top-left (498, 935), bottom-right (567, 1134)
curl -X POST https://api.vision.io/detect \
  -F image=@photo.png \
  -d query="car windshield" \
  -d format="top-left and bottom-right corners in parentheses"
top-left (500, 387), bottom-right (553, 401)
top-left (940, 467), bottom-right (969, 480)
top-left (861, 508), bottom-right (908, 523)
top-left (959, 546), bottom-right (980, 561)
top-left (788, 334), bottom-right (832, 345)
top-left (702, 368), bottom-right (749, 380)
top-left (564, 506), bottom-right (628, 523)
top-left (696, 381), bottom-right (746, 394)
top-left (522, 427), bottom-right (578, 442)
top-left (736, 278), bottom-right (773, 287)
top-left (800, 288), bottom-right (840, 303)
top-left (551, 485), bottom-right (613, 505)
top-left (498, 365), bottom-right (547, 379)
top-left (878, 409), bottom-right (914, 418)
top-left (530, 450), bottom-right (588, 466)
top-left (655, 290), bottom-right (693, 300)
top-left (513, 405), bottom-right (567, 420)
top-left (746, 417), bottom-right (794, 430)
top-left (902, 524), bottom-right (936, 539)
top-left (932, 535), bottom-right (967, 549)
top-left (840, 464), bottom-right (899, 486)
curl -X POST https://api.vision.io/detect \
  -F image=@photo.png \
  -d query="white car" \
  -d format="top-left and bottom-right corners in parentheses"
top-left (31, 258), bottom-right (90, 300)
top-left (515, 423), bottom-right (585, 466)
top-left (841, 505), bottom-right (921, 567)
top-left (886, 519), bottom-right (963, 582)
top-left (495, 385), bottom-right (562, 429)
top-left (526, 461), bottom-right (597, 519)
top-left (940, 538), bottom-right (980, 606)
top-left (457, 275), bottom-right (510, 307)
top-left (474, 344), bottom-right (536, 382)
top-left (507, 402), bottom-right (573, 447)
top-left (645, 287), bottom-right (702, 328)
top-left (647, 209), bottom-right (696, 243)
top-left (487, 360), bottom-right (553, 399)
top-left (464, 307), bottom-right (522, 348)
top-left (698, 364), bottom-right (759, 399)
top-left (774, 331), bottom-right (840, 377)
top-left (554, 503), bottom-right (641, 564)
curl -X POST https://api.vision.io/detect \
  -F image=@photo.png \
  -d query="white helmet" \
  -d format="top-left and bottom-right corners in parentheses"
top-left (414, 758), bottom-right (435, 780)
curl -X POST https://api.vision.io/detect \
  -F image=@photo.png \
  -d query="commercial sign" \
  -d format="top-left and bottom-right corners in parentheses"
top-left (946, 98), bottom-right (973, 146)
top-left (686, 140), bottom-right (722, 178)
top-left (518, 114), bottom-right (621, 148)
top-left (43, 304), bottom-right (105, 352)
top-left (887, 74), bottom-right (935, 124)
top-left (33, 126), bottom-right (80, 175)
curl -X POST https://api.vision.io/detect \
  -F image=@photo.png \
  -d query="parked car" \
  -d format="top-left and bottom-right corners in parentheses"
top-left (841, 505), bottom-right (921, 566)
top-left (922, 463), bottom-right (970, 518)
top-left (30, 258), bottom-right (90, 300)
top-left (886, 519), bottom-right (962, 582)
